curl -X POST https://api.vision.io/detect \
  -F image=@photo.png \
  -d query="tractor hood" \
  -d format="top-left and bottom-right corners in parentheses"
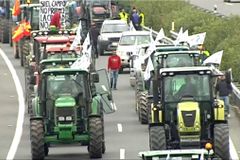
top-left (55, 96), bottom-right (76, 107)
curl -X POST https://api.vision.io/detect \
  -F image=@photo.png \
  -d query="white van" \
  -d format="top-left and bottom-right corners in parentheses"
top-left (116, 31), bottom-right (151, 72)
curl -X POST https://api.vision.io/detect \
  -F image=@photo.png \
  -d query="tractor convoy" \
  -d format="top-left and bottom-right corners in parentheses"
top-left (0, 0), bottom-right (231, 159)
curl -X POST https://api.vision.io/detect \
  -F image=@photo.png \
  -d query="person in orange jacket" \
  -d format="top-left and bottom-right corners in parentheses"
top-left (50, 9), bottom-right (62, 29)
top-left (107, 51), bottom-right (121, 90)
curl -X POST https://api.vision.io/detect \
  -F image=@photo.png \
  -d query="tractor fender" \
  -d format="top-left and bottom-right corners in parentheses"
top-left (89, 95), bottom-right (101, 117)
top-left (31, 97), bottom-right (42, 118)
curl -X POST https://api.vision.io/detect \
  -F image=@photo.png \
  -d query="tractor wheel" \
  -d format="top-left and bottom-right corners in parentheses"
top-left (30, 120), bottom-right (45, 160)
top-left (214, 124), bottom-right (229, 159)
top-left (139, 92), bottom-right (148, 124)
top-left (149, 126), bottom-right (166, 150)
top-left (1, 19), bottom-right (9, 43)
top-left (89, 117), bottom-right (103, 158)
top-left (22, 40), bottom-right (30, 67)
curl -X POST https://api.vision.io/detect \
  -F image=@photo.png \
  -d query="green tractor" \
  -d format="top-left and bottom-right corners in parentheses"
top-left (30, 68), bottom-right (114, 159)
top-left (149, 66), bottom-right (229, 159)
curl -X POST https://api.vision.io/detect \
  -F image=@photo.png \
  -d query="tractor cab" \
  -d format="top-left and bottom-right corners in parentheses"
top-left (149, 66), bottom-right (229, 159)
top-left (19, 4), bottom-right (42, 30)
top-left (153, 50), bottom-right (200, 68)
top-left (30, 68), bottom-right (115, 159)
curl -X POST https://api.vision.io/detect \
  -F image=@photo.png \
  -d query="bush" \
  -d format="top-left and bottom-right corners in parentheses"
top-left (123, 0), bottom-right (240, 82)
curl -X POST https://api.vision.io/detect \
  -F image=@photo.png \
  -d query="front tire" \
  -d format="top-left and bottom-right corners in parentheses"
top-left (138, 92), bottom-right (148, 124)
top-left (30, 120), bottom-right (45, 160)
top-left (89, 117), bottom-right (103, 158)
top-left (149, 126), bottom-right (166, 150)
top-left (214, 124), bottom-right (229, 159)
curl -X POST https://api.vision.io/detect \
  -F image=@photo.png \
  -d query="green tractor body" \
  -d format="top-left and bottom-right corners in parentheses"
top-left (149, 66), bottom-right (229, 159)
top-left (30, 68), bottom-right (114, 159)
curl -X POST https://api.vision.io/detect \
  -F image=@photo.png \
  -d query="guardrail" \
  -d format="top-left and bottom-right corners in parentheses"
top-left (143, 25), bottom-right (240, 109)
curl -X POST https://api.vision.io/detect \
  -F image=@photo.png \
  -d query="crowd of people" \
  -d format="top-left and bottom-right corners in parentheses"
top-left (118, 6), bottom-right (145, 31)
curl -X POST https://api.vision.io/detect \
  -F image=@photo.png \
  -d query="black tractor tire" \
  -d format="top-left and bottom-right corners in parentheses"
top-left (22, 40), bottom-right (30, 67)
top-left (149, 126), bottom-right (166, 150)
top-left (97, 44), bottom-right (104, 56)
top-left (89, 117), bottom-right (103, 158)
top-left (1, 19), bottom-right (10, 43)
top-left (30, 120), bottom-right (45, 160)
top-left (138, 92), bottom-right (148, 124)
top-left (214, 124), bottom-right (229, 159)
top-left (44, 144), bottom-right (49, 156)
top-left (9, 22), bottom-right (13, 47)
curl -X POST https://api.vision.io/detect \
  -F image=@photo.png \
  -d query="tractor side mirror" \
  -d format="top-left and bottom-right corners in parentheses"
top-left (91, 72), bottom-right (99, 83)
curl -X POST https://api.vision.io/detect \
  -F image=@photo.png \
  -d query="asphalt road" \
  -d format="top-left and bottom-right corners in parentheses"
top-left (0, 42), bottom-right (239, 159)
top-left (188, 0), bottom-right (240, 16)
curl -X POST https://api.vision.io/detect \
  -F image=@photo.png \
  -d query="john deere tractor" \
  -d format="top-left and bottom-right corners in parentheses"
top-left (30, 68), bottom-right (114, 159)
top-left (149, 66), bottom-right (229, 159)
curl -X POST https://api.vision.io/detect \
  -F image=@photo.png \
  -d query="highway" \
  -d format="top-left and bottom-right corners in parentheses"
top-left (188, 0), bottom-right (240, 16)
top-left (0, 41), bottom-right (240, 159)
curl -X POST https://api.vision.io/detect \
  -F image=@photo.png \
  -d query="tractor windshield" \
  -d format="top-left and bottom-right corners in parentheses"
top-left (46, 74), bottom-right (86, 99)
top-left (163, 74), bottom-right (210, 102)
top-left (161, 54), bottom-right (197, 68)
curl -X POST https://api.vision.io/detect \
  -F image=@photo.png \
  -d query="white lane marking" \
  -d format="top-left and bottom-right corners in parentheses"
top-left (230, 137), bottom-right (239, 160)
top-left (225, 2), bottom-right (233, 6)
top-left (0, 49), bottom-right (25, 160)
top-left (120, 148), bottom-right (125, 159)
top-left (117, 123), bottom-right (123, 133)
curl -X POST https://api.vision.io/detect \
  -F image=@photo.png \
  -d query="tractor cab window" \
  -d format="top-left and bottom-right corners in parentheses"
top-left (164, 74), bottom-right (210, 102)
top-left (31, 7), bottom-right (40, 30)
top-left (46, 74), bottom-right (86, 100)
top-left (163, 54), bottom-right (195, 68)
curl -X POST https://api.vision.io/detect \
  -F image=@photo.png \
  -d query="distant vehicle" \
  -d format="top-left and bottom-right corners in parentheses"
top-left (116, 31), bottom-right (151, 72)
top-left (224, 0), bottom-right (231, 2)
top-left (97, 19), bottom-right (129, 55)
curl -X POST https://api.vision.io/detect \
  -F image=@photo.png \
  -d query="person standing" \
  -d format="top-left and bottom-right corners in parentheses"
top-left (130, 7), bottom-right (141, 30)
top-left (50, 9), bottom-right (62, 29)
top-left (215, 75), bottom-right (232, 118)
top-left (139, 9), bottom-right (145, 27)
top-left (118, 8), bottom-right (128, 22)
top-left (107, 51), bottom-right (121, 90)
top-left (89, 22), bottom-right (100, 58)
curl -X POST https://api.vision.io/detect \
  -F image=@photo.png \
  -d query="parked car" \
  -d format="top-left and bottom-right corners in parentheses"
top-left (116, 31), bottom-right (151, 72)
top-left (97, 19), bottom-right (129, 55)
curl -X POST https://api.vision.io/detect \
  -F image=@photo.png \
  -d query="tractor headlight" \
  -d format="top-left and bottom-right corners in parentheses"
top-left (58, 31), bottom-right (63, 34)
top-left (58, 116), bottom-right (65, 121)
top-left (44, 31), bottom-right (48, 35)
top-left (64, 30), bottom-right (68, 34)
top-left (32, 33), bottom-right (37, 37)
top-left (66, 116), bottom-right (72, 121)
top-left (38, 31), bottom-right (43, 35)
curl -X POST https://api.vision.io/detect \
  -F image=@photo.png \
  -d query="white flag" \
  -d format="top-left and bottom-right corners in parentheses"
top-left (203, 50), bottom-right (223, 65)
top-left (82, 32), bottom-right (90, 53)
top-left (155, 28), bottom-right (165, 43)
top-left (187, 32), bottom-right (206, 47)
top-left (70, 21), bottom-right (82, 50)
top-left (144, 57), bottom-right (154, 80)
top-left (129, 21), bottom-right (136, 31)
top-left (71, 54), bottom-right (91, 71)
top-left (84, 45), bottom-right (92, 61)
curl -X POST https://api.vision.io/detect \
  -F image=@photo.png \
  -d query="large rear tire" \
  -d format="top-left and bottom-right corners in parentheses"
top-left (139, 91), bottom-right (148, 124)
top-left (22, 39), bottom-right (30, 67)
top-left (30, 120), bottom-right (45, 160)
top-left (1, 19), bottom-right (9, 43)
top-left (89, 117), bottom-right (103, 158)
top-left (214, 124), bottom-right (229, 159)
top-left (149, 126), bottom-right (166, 150)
